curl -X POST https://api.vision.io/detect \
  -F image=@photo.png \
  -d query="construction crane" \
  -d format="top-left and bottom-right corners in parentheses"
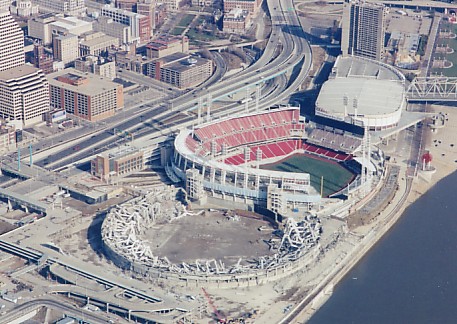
top-left (201, 287), bottom-right (226, 323)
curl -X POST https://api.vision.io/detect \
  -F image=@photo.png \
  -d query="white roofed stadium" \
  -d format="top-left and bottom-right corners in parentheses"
top-left (316, 56), bottom-right (406, 131)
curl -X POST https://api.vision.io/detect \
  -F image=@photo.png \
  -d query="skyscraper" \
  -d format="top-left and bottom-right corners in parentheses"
top-left (0, 9), bottom-right (50, 125)
top-left (341, 0), bottom-right (386, 61)
top-left (0, 10), bottom-right (26, 71)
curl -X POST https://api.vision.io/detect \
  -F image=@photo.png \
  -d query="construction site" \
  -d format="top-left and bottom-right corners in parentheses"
top-left (101, 186), bottom-right (323, 288)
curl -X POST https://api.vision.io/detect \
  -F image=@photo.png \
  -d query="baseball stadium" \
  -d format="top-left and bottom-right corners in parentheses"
top-left (101, 55), bottom-right (402, 286)
top-left (168, 106), bottom-right (365, 213)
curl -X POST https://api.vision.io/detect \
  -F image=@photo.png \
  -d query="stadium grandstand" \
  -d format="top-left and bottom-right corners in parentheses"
top-left (168, 107), bottom-right (362, 214)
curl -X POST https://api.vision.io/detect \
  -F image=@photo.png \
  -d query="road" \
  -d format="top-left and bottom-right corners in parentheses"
top-left (34, 0), bottom-right (312, 171)
top-left (0, 298), bottom-right (115, 324)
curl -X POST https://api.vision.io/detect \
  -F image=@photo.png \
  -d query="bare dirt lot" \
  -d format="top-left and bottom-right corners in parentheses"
top-left (144, 211), bottom-right (276, 266)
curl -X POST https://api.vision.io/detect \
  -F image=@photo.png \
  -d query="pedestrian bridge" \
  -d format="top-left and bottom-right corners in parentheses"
top-left (407, 77), bottom-right (457, 102)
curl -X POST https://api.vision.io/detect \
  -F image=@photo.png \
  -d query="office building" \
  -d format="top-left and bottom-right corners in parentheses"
top-left (0, 65), bottom-right (50, 125)
top-left (146, 35), bottom-right (189, 59)
top-left (28, 14), bottom-right (93, 45)
top-left (75, 56), bottom-right (116, 80)
top-left (137, 0), bottom-right (155, 31)
top-left (341, 0), bottom-right (386, 61)
top-left (94, 16), bottom-right (132, 45)
top-left (146, 53), bottom-right (213, 88)
top-left (48, 68), bottom-right (124, 122)
top-left (53, 33), bottom-right (79, 64)
top-left (10, 0), bottom-right (39, 17)
top-left (30, 0), bottom-right (86, 16)
top-left (0, 10), bottom-right (50, 126)
top-left (79, 32), bottom-right (119, 57)
top-left (223, 0), bottom-right (261, 15)
top-left (91, 147), bottom-right (144, 181)
top-left (0, 10), bottom-right (25, 72)
top-left (100, 5), bottom-right (151, 44)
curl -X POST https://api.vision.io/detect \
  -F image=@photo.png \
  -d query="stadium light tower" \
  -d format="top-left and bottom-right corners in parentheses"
top-left (255, 84), bottom-right (261, 111)
top-left (197, 97), bottom-right (203, 125)
top-left (206, 93), bottom-right (212, 122)
top-left (245, 87), bottom-right (250, 112)
top-left (352, 97), bottom-right (358, 123)
top-left (343, 94), bottom-right (348, 118)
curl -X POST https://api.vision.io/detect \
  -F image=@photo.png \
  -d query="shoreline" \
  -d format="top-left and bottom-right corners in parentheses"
top-left (282, 104), bottom-right (457, 323)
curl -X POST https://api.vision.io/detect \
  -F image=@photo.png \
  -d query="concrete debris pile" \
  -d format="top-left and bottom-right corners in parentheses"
top-left (102, 187), bottom-right (322, 277)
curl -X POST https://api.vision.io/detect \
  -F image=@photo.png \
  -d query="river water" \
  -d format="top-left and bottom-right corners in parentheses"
top-left (309, 171), bottom-right (457, 324)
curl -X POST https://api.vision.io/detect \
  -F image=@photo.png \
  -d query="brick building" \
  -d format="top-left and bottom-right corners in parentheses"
top-left (48, 68), bottom-right (124, 122)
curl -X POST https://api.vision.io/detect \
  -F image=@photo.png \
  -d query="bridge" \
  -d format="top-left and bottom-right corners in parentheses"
top-left (406, 77), bottom-right (457, 102)
top-left (0, 187), bottom-right (48, 215)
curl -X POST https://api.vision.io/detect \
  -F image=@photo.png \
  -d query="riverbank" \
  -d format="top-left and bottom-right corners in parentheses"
top-left (282, 104), bottom-right (457, 323)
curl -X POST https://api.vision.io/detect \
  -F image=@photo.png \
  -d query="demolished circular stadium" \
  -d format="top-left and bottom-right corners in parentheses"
top-left (101, 187), bottom-right (323, 287)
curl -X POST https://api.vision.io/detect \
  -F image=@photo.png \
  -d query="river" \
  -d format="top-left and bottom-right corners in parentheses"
top-left (309, 171), bottom-right (457, 324)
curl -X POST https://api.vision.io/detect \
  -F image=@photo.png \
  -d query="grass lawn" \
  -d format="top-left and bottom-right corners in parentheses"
top-left (178, 14), bottom-right (196, 27)
top-left (260, 154), bottom-right (354, 197)
top-left (170, 27), bottom-right (186, 35)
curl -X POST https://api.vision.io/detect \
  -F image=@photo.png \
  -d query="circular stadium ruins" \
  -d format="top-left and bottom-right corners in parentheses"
top-left (101, 187), bottom-right (323, 287)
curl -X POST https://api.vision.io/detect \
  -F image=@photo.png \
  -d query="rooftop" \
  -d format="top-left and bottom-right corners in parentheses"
top-left (80, 33), bottom-right (118, 47)
top-left (332, 56), bottom-right (404, 81)
top-left (147, 35), bottom-right (187, 50)
top-left (317, 78), bottom-right (405, 117)
top-left (317, 56), bottom-right (405, 117)
top-left (47, 68), bottom-right (120, 96)
top-left (50, 16), bottom-right (92, 30)
top-left (0, 64), bottom-right (41, 81)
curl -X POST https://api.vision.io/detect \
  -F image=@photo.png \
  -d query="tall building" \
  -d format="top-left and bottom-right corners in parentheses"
top-left (0, 10), bottom-right (25, 71)
top-left (137, 0), bottom-right (155, 31)
top-left (0, 65), bottom-right (50, 125)
top-left (100, 5), bottom-right (151, 44)
top-left (53, 33), bottom-right (79, 64)
top-left (341, 0), bottom-right (386, 61)
top-left (48, 68), bottom-right (124, 122)
top-left (0, 9), bottom-right (50, 125)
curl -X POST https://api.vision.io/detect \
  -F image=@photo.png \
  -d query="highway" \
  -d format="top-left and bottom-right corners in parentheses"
top-left (0, 298), bottom-right (114, 324)
top-left (27, 0), bottom-right (313, 173)
top-left (0, 1), bottom-right (314, 321)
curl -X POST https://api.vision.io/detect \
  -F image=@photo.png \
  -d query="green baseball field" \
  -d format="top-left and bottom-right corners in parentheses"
top-left (260, 154), bottom-right (355, 197)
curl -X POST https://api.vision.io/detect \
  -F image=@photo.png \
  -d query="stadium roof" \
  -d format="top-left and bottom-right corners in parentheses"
top-left (317, 78), bottom-right (405, 117)
top-left (332, 56), bottom-right (404, 81)
top-left (316, 55), bottom-right (405, 118)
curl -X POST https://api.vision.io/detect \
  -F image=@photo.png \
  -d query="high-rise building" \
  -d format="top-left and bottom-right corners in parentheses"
top-left (0, 10), bottom-right (25, 71)
top-left (0, 10), bottom-right (50, 125)
top-left (53, 33), bottom-right (79, 64)
top-left (341, 0), bottom-right (386, 61)
top-left (0, 65), bottom-right (50, 125)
